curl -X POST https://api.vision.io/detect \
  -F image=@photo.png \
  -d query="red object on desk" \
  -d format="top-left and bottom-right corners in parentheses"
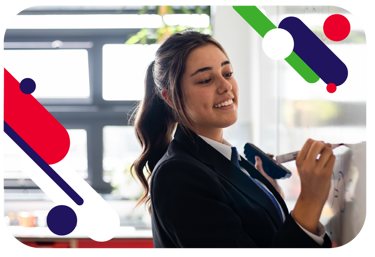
top-left (22, 241), bottom-right (70, 248)
top-left (77, 239), bottom-right (154, 248)
top-left (19, 239), bottom-right (154, 248)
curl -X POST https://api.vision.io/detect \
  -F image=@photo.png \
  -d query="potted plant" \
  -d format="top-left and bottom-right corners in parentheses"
top-left (125, 5), bottom-right (212, 45)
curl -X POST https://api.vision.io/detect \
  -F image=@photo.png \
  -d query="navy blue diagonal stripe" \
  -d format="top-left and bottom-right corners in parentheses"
top-left (4, 121), bottom-right (84, 206)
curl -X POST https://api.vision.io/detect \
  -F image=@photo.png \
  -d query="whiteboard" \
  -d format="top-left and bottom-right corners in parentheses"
top-left (324, 142), bottom-right (366, 246)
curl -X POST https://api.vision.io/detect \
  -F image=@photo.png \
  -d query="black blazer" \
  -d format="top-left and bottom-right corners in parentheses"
top-left (150, 124), bottom-right (332, 248)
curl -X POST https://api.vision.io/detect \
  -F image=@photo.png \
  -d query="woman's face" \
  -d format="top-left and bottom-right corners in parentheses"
top-left (181, 43), bottom-right (239, 138)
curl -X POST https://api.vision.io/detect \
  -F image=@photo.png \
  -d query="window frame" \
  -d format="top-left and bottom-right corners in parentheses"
top-left (4, 6), bottom-right (212, 195)
top-left (4, 28), bottom-right (142, 194)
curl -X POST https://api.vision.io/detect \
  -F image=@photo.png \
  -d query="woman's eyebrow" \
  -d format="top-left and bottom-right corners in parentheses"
top-left (190, 60), bottom-right (230, 77)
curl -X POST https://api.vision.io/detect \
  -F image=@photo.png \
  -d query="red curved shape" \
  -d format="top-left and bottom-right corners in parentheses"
top-left (4, 68), bottom-right (70, 165)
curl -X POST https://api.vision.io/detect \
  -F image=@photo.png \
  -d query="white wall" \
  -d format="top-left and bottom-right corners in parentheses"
top-left (211, 6), bottom-right (259, 151)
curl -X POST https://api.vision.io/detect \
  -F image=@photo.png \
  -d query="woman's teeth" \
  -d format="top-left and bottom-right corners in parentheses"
top-left (214, 99), bottom-right (233, 108)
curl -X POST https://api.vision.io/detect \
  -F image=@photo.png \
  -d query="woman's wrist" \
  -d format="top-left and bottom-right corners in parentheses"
top-left (293, 195), bottom-right (324, 235)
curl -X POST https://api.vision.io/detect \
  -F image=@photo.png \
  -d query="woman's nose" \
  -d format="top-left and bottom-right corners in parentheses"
top-left (217, 76), bottom-right (232, 93)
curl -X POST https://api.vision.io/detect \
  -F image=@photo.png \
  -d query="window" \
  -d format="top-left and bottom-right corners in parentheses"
top-left (3, 6), bottom-right (212, 196)
top-left (3, 21), bottom-right (141, 194)
top-left (103, 126), bottom-right (143, 199)
top-left (102, 44), bottom-right (160, 101)
top-left (3, 129), bottom-right (88, 180)
top-left (4, 49), bottom-right (90, 99)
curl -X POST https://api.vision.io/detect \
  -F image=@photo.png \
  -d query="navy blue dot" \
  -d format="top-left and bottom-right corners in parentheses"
top-left (20, 78), bottom-right (36, 94)
top-left (47, 205), bottom-right (77, 236)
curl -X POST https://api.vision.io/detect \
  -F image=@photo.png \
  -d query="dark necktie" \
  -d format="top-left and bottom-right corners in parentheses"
top-left (231, 147), bottom-right (283, 221)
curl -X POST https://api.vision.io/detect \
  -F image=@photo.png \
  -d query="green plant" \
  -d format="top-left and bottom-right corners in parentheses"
top-left (125, 6), bottom-right (212, 45)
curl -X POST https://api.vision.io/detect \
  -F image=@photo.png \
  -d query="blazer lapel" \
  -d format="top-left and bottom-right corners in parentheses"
top-left (238, 156), bottom-right (289, 217)
top-left (173, 124), bottom-right (285, 227)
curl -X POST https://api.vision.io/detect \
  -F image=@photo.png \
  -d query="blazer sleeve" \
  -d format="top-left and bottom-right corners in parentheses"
top-left (151, 159), bottom-right (332, 248)
top-left (272, 212), bottom-right (332, 248)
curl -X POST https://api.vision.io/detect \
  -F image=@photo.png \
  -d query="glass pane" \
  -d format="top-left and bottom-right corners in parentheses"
top-left (19, 4), bottom-right (154, 13)
top-left (3, 49), bottom-right (90, 98)
top-left (102, 44), bottom-right (160, 101)
top-left (22, 6), bottom-right (149, 11)
top-left (3, 129), bottom-right (88, 179)
top-left (103, 126), bottom-right (143, 199)
top-left (8, 14), bottom-right (163, 29)
top-left (63, 130), bottom-right (88, 179)
top-left (3, 132), bottom-right (29, 180)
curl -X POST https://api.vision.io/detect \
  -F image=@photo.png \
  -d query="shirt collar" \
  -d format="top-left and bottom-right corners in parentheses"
top-left (198, 134), bottom-right (241, 161)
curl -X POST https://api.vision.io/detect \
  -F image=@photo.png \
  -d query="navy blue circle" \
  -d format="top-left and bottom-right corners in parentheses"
top-left (20, 78), bottom-right (36, 94)
top-left (47, 205), bottom-right (77, 236)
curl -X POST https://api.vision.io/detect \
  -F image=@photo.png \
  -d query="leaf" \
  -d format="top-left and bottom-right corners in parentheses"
top-left (138, 6), bottom-right (148, 15)
top-left (180, 6), bottom-right (192, 14)
top-left (195, 6), bottom-right (203, 14)
top-left (140, 36), bottom-right (146, 44)
top-left (203, 6), bottom-right (211, 15)
top-left (158, 27), bottom-right (166, 34)
top-left (125, 28), bottom-right (148, 45)
top-left (138, 28), bottom-right (149, 37)
top-left (125, 35), bottom-right (140, 45)
top-left (126, 6), bottom-right (212, 45)
top-left (168, 25), bottom-right (177, 34)
top-left (177, 25), bottom-right (189, 31)
top-left (202, 25), bottom-right (212, 35)
top-left (167, 6), bottom-right (174, 14)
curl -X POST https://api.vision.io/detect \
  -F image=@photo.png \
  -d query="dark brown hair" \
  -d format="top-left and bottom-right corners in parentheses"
top-left (129, 29), bottom-right (229, 215)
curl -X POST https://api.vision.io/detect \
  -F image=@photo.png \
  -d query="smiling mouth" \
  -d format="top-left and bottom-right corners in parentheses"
top-left (213, 98), bottom-right (234, 108)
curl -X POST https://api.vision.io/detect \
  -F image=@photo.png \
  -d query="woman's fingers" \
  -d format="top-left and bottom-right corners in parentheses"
top-left (255, 156), bottom-right (284, 199)
top-left (297, 139), bottom-right (336, 201)
top-left (317, 146), bottom-right (333, 169)
top-left (254, 156), bottom-right (264, 172)
top-left (255, 157), bottom-right (271, 178)
top-left (305, 141), bottom-right (326, 166)
top-left (324, 153), bottom-right (336, 170)
top-left (296, 138), bottom-right (314, 165)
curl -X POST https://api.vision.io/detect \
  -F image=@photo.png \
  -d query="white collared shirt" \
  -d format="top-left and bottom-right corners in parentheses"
top-left (198, 134), bottom-right (325, 246)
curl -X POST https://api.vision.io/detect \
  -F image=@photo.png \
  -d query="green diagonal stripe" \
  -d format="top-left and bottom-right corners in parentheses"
top-left (285, 52), bottom-right (320, 83)
top-left (232, 6), bottom-right (276, 37)
top-left (233, 6), bottom-right (320, 84)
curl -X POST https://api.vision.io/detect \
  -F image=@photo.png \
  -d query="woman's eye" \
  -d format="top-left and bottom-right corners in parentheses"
top-left (198, 72), bottom-right (232, 84)
top-left (199, 79), bottom-right (211, 84)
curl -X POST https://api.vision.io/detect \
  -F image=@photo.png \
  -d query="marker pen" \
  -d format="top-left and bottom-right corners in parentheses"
top-left (275, 143), bottom-right (345, 164)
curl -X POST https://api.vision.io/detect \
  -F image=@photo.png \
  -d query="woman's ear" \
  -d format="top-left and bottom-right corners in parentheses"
top-left (161, 89), bottom-right (174, 109)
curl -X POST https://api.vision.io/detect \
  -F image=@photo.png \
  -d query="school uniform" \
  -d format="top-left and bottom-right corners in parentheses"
top-left (150, 124), bottom-right (332, 248)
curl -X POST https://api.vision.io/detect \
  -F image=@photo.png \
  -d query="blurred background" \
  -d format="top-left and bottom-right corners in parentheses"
top-left (3, 5), bottom-right (366, 248)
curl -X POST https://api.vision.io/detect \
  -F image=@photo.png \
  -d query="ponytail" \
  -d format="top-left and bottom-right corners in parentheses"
top-left (129, 60), bottom-right (176, 216)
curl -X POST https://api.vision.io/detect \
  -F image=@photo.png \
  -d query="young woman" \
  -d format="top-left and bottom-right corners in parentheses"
top-left (130, 30), bottom-right (335, 248)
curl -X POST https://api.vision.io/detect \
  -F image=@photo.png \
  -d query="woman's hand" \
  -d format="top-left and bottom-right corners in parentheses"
top-left (293, 139), bottom-right (336, 234)
top-left (296, 139), bottom-right (335, 206)
top-left (254, 155), bottom-right (285, 199)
